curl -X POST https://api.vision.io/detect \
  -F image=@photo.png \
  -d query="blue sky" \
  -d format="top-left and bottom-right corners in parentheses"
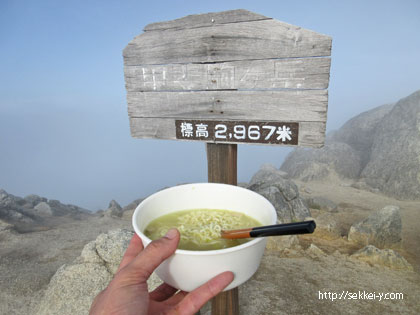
top-left (1, 0), bottom-right (419, 210)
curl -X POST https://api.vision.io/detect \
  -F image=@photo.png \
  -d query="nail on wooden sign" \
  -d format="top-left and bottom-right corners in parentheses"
top-left (123, 9), bottom-right (332, 147)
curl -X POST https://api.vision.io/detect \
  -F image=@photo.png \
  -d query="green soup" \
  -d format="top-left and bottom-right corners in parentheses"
top-left (144, 209), bottom-right (262, 251)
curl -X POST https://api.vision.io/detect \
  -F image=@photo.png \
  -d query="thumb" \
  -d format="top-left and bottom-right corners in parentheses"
top-left (123, 228), bottom-right (180, 283)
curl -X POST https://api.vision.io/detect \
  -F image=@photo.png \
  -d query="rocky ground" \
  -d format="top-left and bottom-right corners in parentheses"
top-left (1, 173), bottom-right (419, 315)
top-left (296, 178), bottom-right (420, 275)
top-left (0, 214), bottom-right (131, 314)
top-left (0, 191), bottom-right (138, 315)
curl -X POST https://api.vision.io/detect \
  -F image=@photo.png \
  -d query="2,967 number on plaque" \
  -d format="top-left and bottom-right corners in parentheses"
top-left (175, 120), bottom-right (299, 145)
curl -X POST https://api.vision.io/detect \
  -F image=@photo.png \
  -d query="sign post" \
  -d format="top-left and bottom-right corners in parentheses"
top-left (207, 143), bottom-right (238, 314)
top-left (123, 9), bottom-right (331, 314)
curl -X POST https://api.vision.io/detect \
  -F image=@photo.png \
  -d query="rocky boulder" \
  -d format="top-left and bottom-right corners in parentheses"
top-left (104, 200), bottom-right (123, 218)
top-left (36, 263), bottom-right (112, 315)
top-left (308, 214), bottom-right (341, 240)
top-left (330, 103), bottom-right (395, 169)
top-left (36, 229), bottom-right (162, 315)
top-left (0, 189), bottom-right (36, 224)
top-left (280, 142), bottom-right (362, 181)
top-left (23, 194), bottom-right (48, 207)
top-left (266, 235), bottom-right (300, 252)
top-left (248, 164), bottom-right (310, 222)
top-left (361, 90), bottom-right (420, 200)
top-left (122, 198), bottom-right (143, 212)
top-left (348, 205), bottom-right (402, 248)
top-left (34, 202), bottom-right (54, 216)
top-left (0, 218), bottom-right (13, 235)
top-left (350, 179), bottom-right (381, 194)
top-left (304, 196), bottom-right (338, 212)
top-left (46, 199), bottom-right (89, 216)
top-left (305, 243), bottom-right (327, 259)
top-left (351, 245), bottom-right (413, 271)
top-left (93, 229), bottom-right (131, 273)
top-left (1, 189), bottom-right (89, 223)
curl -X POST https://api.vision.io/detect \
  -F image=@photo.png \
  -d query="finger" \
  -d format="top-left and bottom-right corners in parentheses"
top-left (149, 283), bottom-right (178, 302)
top-left (163, 290), bottom-right (188, 306)
top-left (124, 228), bottom-right (180, 283)
top-left (170, 271), bottom-right (234, 315)
top-left (117, 234), bottom-right (144, 273)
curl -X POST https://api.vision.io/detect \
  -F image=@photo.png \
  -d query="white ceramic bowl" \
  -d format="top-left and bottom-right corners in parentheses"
top-left (132, 183), bottom-right (277, 292)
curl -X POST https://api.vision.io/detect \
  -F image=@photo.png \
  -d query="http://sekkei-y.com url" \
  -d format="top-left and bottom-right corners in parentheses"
top-left (318, 291), bottom-right (404, 302)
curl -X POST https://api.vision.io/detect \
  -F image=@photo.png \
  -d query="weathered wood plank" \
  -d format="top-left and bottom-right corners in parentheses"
top-left (129, 118), bottom-right (326, 148)
top-left (124, 57), bottom-right (330, 91)
top-left (210, 281), bottom-right (239, 315)
top-left (124, 19), bottom-right (332, 65)
top-left (144, 9), bottom-right (270, 32)
top-left (127, 90), bottom-right (327, 122)
top-left (206, 141), bottom-right (238, 315)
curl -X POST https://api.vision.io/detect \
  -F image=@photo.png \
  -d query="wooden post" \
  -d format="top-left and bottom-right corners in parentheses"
top-left (206, 143), bottom-right (239, 315)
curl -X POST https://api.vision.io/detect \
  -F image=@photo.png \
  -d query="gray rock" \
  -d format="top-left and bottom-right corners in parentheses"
top-left (361, 90), bottom-right (420, 200)
top-left (351, 180), bottom-right (383, 194)
top-left (311, 214), bottom-right (341, 240)
top-left (288, 198), bottom-right (310, 221)
top-left (249, 164), bottom-right (291, 189)
top-left (104, 200), bottom-right (123, 218)
top-left (34, 202), bottom-right (53, 216)
top-left (0, 189), bottom-right (24, 207)
top-left (249, 166), bottom-right (310, 222)
top-left (348, 205), bottom-right (402, 248)
top-left (46, 199), bottom-right (89, 216)
top-left (280, 142), bottom-right (362, 181)
top-left (351, 180), bottom-right (371, 190)
top-left (0, 189), bottom-right (20, 210)
top-left (0, 218), bottom-right (13, 234)
top-left (79, 240), bottom-right (104, 265)
top-left (0, 189), bottom-right (7, 199)
top-left (0, 189), bottom-right (90, 224)
top-left (95, 229), bottom-right (133, 274)
top-left (303, 187), bottom-right (312, 194)
top-left (36, 263), bottom-right (112, 315)
top-left (330, 103), bottom-right (395, 169)
top-left (122, 198), bottom-right (143, 212)
top-left (0, 189), bottom-right (35, 224)
top-left (266, 235), bottom-right (299, 251)
top-left (258, 163), bottom-right (289, 178)
top-left (0, 208), bottom-right (34, 224)
top-left (304, 196), bottom-right (338, 212)
top-left (351, 245), bottom-right (413, 271)
top-left (24, 194), bottom-right (47, 207)
top-left (306, 243), bottom-right (326, 258)
top-left (250, 166), bottom-right (298, 201)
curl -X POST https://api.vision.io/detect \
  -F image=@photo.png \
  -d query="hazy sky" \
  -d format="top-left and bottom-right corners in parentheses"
top-left (1, 0), bottom-right (419, 210)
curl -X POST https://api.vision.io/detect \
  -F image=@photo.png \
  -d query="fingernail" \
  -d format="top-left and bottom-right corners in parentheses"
top-left (164, 228), bottom-right (177, 240)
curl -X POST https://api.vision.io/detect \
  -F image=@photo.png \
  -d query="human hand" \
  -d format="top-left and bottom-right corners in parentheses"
top-left (89, 228), bottom-right (234, 315)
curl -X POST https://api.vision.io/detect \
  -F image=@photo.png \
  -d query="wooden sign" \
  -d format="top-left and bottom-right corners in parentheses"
top-left (123, 9), bottom-right (332, 147)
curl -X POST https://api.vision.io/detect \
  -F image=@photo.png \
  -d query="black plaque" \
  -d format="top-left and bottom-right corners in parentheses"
top-left (175, 120), bottom-right (299, 145)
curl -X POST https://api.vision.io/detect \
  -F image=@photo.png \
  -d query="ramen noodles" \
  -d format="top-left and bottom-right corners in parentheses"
top-left (144, 209), bottom-right (262, 250)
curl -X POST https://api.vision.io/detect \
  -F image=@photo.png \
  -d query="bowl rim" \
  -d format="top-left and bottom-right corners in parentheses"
top-left (132, 182), bottom-right (277, 256)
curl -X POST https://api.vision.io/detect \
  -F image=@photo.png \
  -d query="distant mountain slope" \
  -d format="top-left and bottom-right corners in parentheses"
top-left (0, 189), bottom-right (91, 232)
top-left (361, 90), bottom-right (420, 199)
top-left (280, 89), bottom-right (420, 200)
